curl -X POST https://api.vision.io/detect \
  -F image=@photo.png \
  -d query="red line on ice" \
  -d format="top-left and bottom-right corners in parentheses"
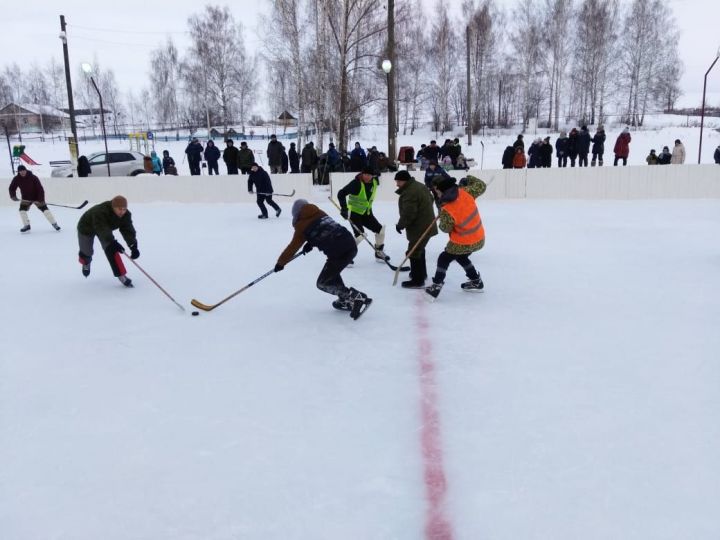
top-left (415, 294), bottom-right (453, 540)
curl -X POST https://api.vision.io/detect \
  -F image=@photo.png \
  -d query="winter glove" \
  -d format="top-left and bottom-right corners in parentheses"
top-left (274, 263), bottom-right (284, 272)
top-left (459, 177), bottom-right (468, 187)
top-left (302, 243), bottom-right (313, 254)
top-left (129, 243), bottom-right (140, 260)
top-left (108, 240), bottom-right (124, 254)
top-left (396, 224), bottom-right (403, 234)
top-left (340, 208), bottom-right (349, 220)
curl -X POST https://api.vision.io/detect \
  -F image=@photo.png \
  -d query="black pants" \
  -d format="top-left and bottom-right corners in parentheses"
top-left (226, 164), bottom-right (239, 175)
top-left (19, 201), bottom-right (49, 212)
top-left (591, 153), bottom-right (603, 166)
top-left (614, 156), bottom-right (627, 166)
top-left (207, 161), bottom-right (219, 175)
top-left (349, 211), bottom-right (382, 236)
top-left (317, 243), bottom-right (358, 297)
top-left (256, 194), bottom-right (280, 217)
top-left (558, 156), bottom-right (567, 167)
top-left (189, 160), bottom-right (201, 175)
top-left (578, 153), bottom-right (588, 167)
top-left (432, 251), bottom-right (479, 284)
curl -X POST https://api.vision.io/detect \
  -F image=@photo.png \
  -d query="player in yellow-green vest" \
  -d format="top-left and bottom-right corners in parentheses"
top-left (336, 166), bottom-right (389, 263)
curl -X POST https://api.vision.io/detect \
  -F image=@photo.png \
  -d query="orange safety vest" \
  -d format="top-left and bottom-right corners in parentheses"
top-left (443, 189), bottom-right (484, 245)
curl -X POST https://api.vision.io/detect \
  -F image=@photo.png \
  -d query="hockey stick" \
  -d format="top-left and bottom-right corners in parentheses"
top-left (327, 196), bottom-right (410, 272)
top-left (191, 251), bottom-right (304, 312)
top-left (123, 254), bottom-right (186, 312)
top-left (392, 215), bottom-right (440, 286)
top-left (257, 189), bottom-right (296, 197)
top-left (21, 199), bottom-right (88, 209)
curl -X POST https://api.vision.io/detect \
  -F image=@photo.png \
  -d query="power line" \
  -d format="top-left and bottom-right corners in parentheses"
top-left (70, 35), bottom-right (160, 48)
top-left (68, 23), bottom-right (189, 35)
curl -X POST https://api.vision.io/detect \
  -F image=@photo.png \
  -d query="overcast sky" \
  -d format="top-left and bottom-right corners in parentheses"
top-left (3, 0), bottom-right (719, 108)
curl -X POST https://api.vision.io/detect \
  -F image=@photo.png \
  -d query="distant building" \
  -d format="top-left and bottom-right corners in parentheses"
top-left (278, 110), bottom-right (297, 127)
top-left (0, 103), bottom-right (70, 134)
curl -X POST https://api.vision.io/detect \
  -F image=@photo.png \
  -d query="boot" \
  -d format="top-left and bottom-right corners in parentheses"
top-left (332, 297), bottom-right (353, 311)
top-left (461, 278), bottom-right (484, 291)
top-left (425, 281), bottom-right (443, 299)
top-left (401, 258), bottom-right (426, 288)
top-left (20, 225), bottom-right (31, 233)
top-left (118, 275), bottom-right (134, 288)
top-left (374, 243), bottom-right (388, 262)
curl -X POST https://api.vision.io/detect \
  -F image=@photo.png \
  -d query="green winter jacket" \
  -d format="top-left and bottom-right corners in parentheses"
top-left (77, 201), bottom-right (137, 246)
top-left (438, 175), bottom-right (486, 255)
top-left (238, 147), bottom-right (255, 169)
top-left (395, 177), bottom-right (438, 245)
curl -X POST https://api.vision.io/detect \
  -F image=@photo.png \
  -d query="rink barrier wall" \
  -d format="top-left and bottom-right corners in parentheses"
top-left (1, 165), bottom-right (719, 206)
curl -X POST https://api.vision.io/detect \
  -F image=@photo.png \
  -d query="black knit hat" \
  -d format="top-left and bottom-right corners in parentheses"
top-left (17, 165), bottom-right (27, 172)
top-left (394, 170), bottom-right (411, 182)
top-left (361, 166), bottom-right (375, 175)
top-left (433, 176), bottom-right (456, 192)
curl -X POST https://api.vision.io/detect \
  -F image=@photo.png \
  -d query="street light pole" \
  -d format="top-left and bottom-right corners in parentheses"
top-left (82, 63), bottom-right (111, 176)
top-left (1, 121), bottom-right (14, 175)
top-left (59, 15), bottom-right (79, 164)
top-left (384, 0), bottom-right (396, 164)
top-left (466, 25), bottom-right (472, 146)
top-left (698, 47), bottom-right (720, 164)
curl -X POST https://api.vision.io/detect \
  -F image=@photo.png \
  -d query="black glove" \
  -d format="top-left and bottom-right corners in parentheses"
top-left (302, 243), bottom-right (313, 254)
top-left (340, 208), bottom-right (349, 220)
top-left (274, 263), bottom-right (284, 272)
top-left (129, 243), bottom-right (140, 260)
top-left (396, 224), bottom-right (403, 234)
top-left (459, 177), bottom-right (468, 187)
top-left (108, 240), bottom-right (125, 254)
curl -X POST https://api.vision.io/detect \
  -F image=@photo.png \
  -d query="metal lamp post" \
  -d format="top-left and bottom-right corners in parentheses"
top-left (698, 47), bottom-right (720, 164)
top-left (81, 62), bottom-right (111, 176)
top-left (1, 120), bottom-right (14, 174)
top-left (382, 59), bottom-right (396, 165)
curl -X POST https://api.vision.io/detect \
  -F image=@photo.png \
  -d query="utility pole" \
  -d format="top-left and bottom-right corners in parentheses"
top-left (387, 0), bottom-right (396, 163)
top-left (466, 25), bottom-right (472, 146)
top-left (59, 15), bottom-right (79, 170)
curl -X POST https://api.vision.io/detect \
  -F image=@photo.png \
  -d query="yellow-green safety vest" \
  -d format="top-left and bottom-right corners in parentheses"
top-left (347, 179), bottom-right (378, 215)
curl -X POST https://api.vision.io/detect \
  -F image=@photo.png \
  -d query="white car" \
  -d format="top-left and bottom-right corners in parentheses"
top-left (51, 151), bottom-right (148, 177)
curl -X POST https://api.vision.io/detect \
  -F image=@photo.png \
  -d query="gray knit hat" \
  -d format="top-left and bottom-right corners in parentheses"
top-left (291, 199), bottom-right (308, 224)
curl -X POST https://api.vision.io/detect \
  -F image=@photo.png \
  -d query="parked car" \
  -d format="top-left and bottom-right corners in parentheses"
top-left (51, 151), bottom-right (148, 177)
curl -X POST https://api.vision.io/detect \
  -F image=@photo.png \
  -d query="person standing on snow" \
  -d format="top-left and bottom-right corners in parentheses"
top-left (275, 199), bottom-right (371, 316)
top-left (238, 141), bottom-right (255, 175)
top-left (577, 125), bottom-right (591, 167)
top-left (336, 166), bottom-right (389, 263)
top-left (8, 165), bottom-right (60, 233)
top-left (223, 139), bottom-right (239, 175)
top-left (150, 151), bottom-right (162, 175)
top-left (266, 134), bottom-right (284, 174)
top-left (394, 170), bottom-right (438, 289)
top-left (288, 142), bottom-right (300, 173)
top-left (591, 126), bottom-right (606, 166)
top-left (425, 175), bottom-right (487, 300)
top-left (555, 131), bottom-right (569, 167)
top-left (671, 139), bottom-right (686, 164)
top-left (162, 150), bottom-right (176, 175)
top-left (185, 138), bottom-right (204, 175)
top-left (76, 195), bottom-right (138, 287)
top-left (247, 162), bottom-right (281, 219)
top-left (613, 127), bottom-right (631, 166)
top-left (204, 140), bottom-right (221, 175)
top-left (714, 145), bottom-right (720, 164)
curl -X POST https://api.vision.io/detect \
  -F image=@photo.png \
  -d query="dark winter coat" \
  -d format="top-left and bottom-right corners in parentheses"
top-left (567, 130), bottom-right (579, 158)
top-left (423, 145), bottom-right (441, 162)
top-left (714, 147), bottom-right (720, 164)
top-left (77, 201), bottom-right (137, 247)
top-left (288, 146), bottom-right (300, 172)
top-left (277, 204), bottom-right (354, 266)
top-left (162, 156), bottom-right (175, 174)
top-left (395, 176), bottom-right (438, 245)
top-left (513, 137), bottom-right (525, 151)
top-left (223, 145), bottom-right (239, 166)
top-left (281, 149), bottom-right (289, 173)
top-left (247, 166), bottom-right (273, 193)
top-left (592, 131), bottom-right (606, 155)
top-left (77, 156), bottom-right (91, 177)
top-left (367, 150), bottom-right (381, 173)
top-left (9, 171), bottom-right (44, 202)
top-left (238, 147), bottom-right (255, 169)
top-left (204, 143), bottom-right (221, 164)
top-left (614, 132), bottom-right (631, 158)
top-left (424, 165), bottom-right (452, 190)
top-left (501, 146), bottom-right (515, 169)
top-left (301, 144), bottom-right (318, 171)
top-left (527, 142), bottom-right (541, 168)
top-left (185, 141), bottom-right (203, 163)
top-left (448, 143), bottom-right (461, 164)
top-left (657, 150), bottom-right (672, 165)
top-left (555, 136), bottom-right (568, 157)
top-left (266, 140), bottom-right (284, 167)
top-left (539, 142), bottom-right (553, 167)
top-left (577, 129), bottom-right (591, 154)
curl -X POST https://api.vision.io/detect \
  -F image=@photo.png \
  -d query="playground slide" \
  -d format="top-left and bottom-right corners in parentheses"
top-left (19, 153), bottom-right (40, 166)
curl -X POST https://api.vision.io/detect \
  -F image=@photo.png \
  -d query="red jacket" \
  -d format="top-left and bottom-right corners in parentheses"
top-left (613, 132), bottom-right (631, 158)
top-left (9, 172), bottom-right (45, 202)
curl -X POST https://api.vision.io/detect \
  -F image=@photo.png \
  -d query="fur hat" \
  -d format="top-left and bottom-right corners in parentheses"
top-left (433, 176), bottom-right (456, 192)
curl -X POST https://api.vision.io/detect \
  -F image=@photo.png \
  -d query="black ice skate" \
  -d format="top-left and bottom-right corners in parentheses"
top-left (425, 282), bottom-right (443, 301)
top-left (118, 275), bottom-right (134, 288)
top-left (20, 225), bottom-right (31, 233)
top-left (461, 278), bottom-right (484, 292)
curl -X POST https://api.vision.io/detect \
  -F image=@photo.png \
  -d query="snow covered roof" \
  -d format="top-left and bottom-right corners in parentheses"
top-left (15, 103), bottom-right (70, 118)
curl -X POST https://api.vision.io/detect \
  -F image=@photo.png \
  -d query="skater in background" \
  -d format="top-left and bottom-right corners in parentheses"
top-left (613, 128), bottom-right (631, 166)
top-left (8, 165), bottom-right (60, 233)
top-left (394, 170), bottom-right (438, 289)
top-left (425, 175), bottom-right (487, 300)
top-left (76, 195), bottom-right (138, 288)
top-left (204, 140), bottom-right (221, 175)
top-left (162, 150), bottom-right (177, 175)
top-left (248, 162), bottom-right (281, 219)
top-left (275, 199), bottom-right (370, 315)
top-left (337, 166), bottom-right (389, 262)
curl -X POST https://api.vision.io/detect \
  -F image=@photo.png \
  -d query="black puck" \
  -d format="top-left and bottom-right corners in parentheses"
top-left (192, 311), bottom-right (199, 316)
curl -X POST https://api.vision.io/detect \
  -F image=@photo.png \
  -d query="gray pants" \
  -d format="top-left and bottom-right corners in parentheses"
top-left (78, 232), bottom-right (125, 277)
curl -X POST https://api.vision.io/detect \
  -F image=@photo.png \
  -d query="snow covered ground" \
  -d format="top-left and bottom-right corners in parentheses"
top-left (1, 195), bottom-right (719, 540)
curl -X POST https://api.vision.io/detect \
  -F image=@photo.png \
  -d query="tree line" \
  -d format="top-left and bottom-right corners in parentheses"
top-left (0, 0), bottom-right (683, 152)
